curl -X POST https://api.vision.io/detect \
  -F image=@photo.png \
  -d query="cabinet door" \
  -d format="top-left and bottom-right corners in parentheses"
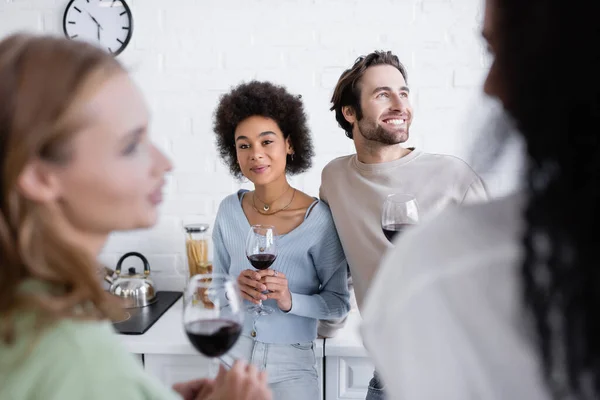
top-left (317, 357), bottom-right (324, 400)
top-left (144, 354), bottom-right (324, 400)
top-left (325, 356), bottom-right (374, 399)
top-left (144, 354), bottom-right (213, 386)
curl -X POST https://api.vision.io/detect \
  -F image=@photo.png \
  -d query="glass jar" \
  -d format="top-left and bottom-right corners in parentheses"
top-left (183, 223), bottom-right (213, 278)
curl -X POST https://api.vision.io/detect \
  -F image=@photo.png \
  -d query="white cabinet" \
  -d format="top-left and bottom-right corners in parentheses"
top-left (317, 357), bottom-right (324, 400)
top-left (325, 356), bottom-right (374, 399)
top-left (144, 354), bottom-right (212, 386)
top-left (324, 312), bottom-right (374, 400)
top-left (143, 353), bottom-right (325, 400)
top-left (140, 350), bottom-right (373, 400)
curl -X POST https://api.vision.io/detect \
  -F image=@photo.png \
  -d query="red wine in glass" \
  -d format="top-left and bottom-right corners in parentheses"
top-left (382, 223), bottom-right (414, 242)
top-left (381, 194), bottom-right (419, 243)
top-left (246, 225), bottom-right (278, 316)
top-left (183, 273), bottom-right (244, 374)
top-left (185, 319), bottom-right (242, 357)
top-left (247, 254), bottom-right (277, 270)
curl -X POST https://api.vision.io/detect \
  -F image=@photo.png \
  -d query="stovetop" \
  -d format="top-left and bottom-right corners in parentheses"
top-left (112, 291), bottom-right (182, 335)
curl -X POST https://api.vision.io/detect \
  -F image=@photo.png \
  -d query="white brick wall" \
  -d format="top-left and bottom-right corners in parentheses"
top-left (1, 0), bottom-right (520, 288)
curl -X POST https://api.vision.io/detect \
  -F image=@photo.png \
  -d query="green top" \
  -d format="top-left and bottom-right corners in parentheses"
top-left (0, 284), bottom-right (180, 400)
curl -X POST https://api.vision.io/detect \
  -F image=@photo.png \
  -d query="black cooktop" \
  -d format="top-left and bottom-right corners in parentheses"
top-left (112, 291), bottom-right (182, 335)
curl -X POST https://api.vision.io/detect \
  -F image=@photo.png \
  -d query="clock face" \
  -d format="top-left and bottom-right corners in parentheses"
top-left (63, 0), bottom-right (133, 56)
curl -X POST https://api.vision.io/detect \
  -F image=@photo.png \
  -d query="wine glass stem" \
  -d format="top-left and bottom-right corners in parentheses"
top-left (258, 290), bottom-right (270, 310)
top-left (218, 355), bottom-right (234, 370)
top-left (209, 357), bottom-right (219, 377)
top-left (209, 356), bottom-right (233, 375)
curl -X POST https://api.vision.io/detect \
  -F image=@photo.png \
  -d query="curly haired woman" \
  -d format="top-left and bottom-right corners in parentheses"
top-left (211, 80), bottom-right (350, 399)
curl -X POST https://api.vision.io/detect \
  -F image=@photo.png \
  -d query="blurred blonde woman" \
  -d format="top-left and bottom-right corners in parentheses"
top-left (0, 34), bottom-right (270, 400)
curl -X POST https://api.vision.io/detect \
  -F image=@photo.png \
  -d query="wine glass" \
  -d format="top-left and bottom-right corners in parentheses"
top-left (245, 224), bottom-right (278, 316)
top-left (183, 273), bottom-right (243, 376)
top-left (381, 194), bottom-right (419, 243)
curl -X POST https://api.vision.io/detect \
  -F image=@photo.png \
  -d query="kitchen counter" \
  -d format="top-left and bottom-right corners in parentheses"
top-left (323, 310), bottom-right (368, 357)
top-left (118, 299), bottom-right (373, 400)
top-left (118, 298), bottom-right (325, 357)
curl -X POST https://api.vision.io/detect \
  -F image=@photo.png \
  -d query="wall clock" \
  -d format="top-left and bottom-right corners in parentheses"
top-left (63, 0), bottom-right (133, 56)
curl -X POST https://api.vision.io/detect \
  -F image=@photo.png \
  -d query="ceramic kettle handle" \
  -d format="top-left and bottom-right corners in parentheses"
top-left (115, 252), bottom-right (150, 276)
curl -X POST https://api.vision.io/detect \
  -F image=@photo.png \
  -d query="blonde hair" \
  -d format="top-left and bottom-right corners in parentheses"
top-left (0, 34), bottom-right (125, 343)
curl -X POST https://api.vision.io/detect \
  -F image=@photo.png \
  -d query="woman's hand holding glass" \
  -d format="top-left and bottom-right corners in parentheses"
top-left (237, 269), bottom-right (292, 312)
top-left (258, 269), bottom-right (291, 312)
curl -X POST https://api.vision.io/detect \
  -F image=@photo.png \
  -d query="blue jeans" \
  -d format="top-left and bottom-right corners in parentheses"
top-left (366, 370), bottom-right (386, 400)
top-left (229, 335), bottom-right (319, 400)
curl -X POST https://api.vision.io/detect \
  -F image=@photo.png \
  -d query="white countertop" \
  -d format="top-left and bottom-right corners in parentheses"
top-left (118, 298), bottom-right (327, 358)
top-left (323, 310), bottom-right (369, 357)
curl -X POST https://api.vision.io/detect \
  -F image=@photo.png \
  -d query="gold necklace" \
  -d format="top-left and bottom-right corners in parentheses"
top-left (253, 185), bottom-right (292, 212)
top-left (252, 189), bottom-right (296, 215)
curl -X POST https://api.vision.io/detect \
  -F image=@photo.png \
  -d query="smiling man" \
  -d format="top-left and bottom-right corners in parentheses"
top-left (317, 50), bottom-right (488, 400)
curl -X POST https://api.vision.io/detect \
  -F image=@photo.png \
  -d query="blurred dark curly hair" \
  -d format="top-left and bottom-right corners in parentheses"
top-left (494, 0), bottom-right (600, 398)
top-left (213, 80), bottom-right (314, 179)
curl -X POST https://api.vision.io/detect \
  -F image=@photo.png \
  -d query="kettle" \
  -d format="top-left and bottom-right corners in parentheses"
top-left (109, 252), bottom-right (157, 308)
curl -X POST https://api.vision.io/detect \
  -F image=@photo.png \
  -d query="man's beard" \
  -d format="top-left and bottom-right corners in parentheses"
top-left (356, 116), bottom-right (408, 145)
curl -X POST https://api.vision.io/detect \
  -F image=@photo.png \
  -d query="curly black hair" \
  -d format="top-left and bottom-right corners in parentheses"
top-left (494, 0), bottom-right (600, 398)
top-left (213, 80), bottom-right (314, 179)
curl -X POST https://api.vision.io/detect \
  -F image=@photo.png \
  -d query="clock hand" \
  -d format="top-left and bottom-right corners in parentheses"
top-left (87, 12), bottom-right (103, 29)
top-left (86, 11), bottom-right (104, 41)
